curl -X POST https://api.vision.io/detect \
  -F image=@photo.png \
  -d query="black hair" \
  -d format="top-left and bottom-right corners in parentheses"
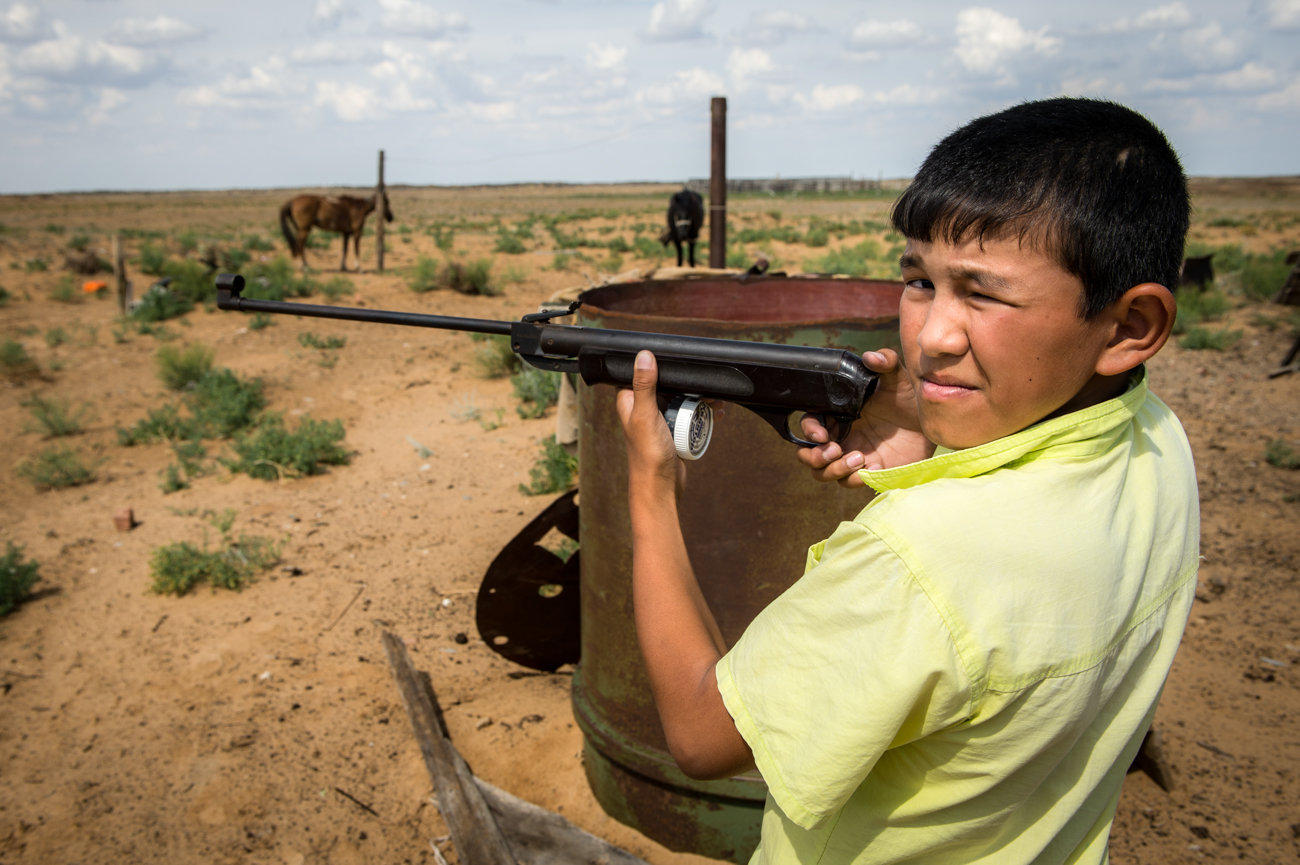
top-left (891, 98), bottom-right (1189, 318)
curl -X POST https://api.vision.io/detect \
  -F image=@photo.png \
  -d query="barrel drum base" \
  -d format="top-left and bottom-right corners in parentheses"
top-left (582, 739), bottom-right (764, 864)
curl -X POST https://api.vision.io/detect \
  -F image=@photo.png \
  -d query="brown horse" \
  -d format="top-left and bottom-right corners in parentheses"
top-left (279, 191), bottom-right (393, 272)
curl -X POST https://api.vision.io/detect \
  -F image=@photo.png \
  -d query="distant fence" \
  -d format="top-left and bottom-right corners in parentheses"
top-left (684, 177), bottom-right (911, 195)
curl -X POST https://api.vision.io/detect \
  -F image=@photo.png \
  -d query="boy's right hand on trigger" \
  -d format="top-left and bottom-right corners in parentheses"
top-left (797, 348), bottom-right (934, 487)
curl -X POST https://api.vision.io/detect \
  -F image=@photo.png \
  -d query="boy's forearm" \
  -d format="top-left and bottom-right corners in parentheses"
top-left (628, 472), bottom-right (753, 779)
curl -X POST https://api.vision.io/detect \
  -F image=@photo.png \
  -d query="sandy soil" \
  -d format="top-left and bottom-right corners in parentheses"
top-left (0, 181), bottom-right (1297, 865)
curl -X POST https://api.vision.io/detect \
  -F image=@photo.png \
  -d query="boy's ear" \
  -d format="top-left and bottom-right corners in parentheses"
top-left (1095, 283), bottom-right (1177, 377)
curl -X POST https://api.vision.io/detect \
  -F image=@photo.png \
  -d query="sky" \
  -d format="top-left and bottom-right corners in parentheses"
top-left (0, 0), bottom-right (1298, 193)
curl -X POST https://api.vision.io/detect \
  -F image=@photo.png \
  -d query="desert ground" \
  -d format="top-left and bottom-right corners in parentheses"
top-left (0, 179), bottom-right (1298, 865)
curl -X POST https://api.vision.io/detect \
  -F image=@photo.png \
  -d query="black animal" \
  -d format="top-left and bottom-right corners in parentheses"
top-left (1180, 254), bottom-right (1214, 290)
top-left (659, 189), bottom-right (704, 267)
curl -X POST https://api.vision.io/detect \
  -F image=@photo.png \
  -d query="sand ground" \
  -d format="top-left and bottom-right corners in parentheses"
top-left (0, 181), bottom-right (1297, 864)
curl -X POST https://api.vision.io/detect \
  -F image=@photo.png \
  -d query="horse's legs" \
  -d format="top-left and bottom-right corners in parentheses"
top-left (675, 239), bottom-right (684, 267)
top-left (339, 234), bottom-right (350, 272)
top-left (354, 234), bottom-right (362, 273)
top-left (688, 241), bottom-right (696, 268)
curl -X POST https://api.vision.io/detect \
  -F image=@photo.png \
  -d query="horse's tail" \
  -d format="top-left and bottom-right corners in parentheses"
top-left (280, 200), bottom-right (301, 258)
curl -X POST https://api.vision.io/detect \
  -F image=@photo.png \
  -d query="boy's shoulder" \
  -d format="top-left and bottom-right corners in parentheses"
top-left (849, 380), bottom-right (1199, 690)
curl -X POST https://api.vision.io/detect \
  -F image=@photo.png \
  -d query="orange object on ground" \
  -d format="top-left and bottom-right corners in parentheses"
top-left (82, 280), bottom-right (108, 293)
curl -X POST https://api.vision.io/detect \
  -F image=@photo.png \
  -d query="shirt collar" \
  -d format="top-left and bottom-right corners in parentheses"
top-left (860, 366), bottom-right (1149, 493)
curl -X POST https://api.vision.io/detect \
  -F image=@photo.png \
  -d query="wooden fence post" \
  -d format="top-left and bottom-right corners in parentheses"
top-left (708, 97), bottom-right (727, 269)
top-left (376, 149), bottom-right (386, 273)
top-left (112, 234), bottom-right (129, 314)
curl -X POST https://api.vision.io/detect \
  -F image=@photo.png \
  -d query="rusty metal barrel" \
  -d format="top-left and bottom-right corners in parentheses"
top-left (571, 275), bottom-right (903, 863)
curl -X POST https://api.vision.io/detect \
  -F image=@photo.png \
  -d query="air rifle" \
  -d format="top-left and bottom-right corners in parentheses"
top-left (215, 273), bottom-right (877, 460)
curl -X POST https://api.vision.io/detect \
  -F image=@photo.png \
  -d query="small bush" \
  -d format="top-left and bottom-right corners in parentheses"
top-left (51, 276), bottom-right (82, 304)
top-left (44, 327), bottom-right (68, 348)
top-left (446, 259), bottom-right (498, 296)
top-left (1172, 287), bottom-right (1230, 334)
top-left (0, 543), bottom-right (40, 616)
top-left (1265, 440), bottom-right (1300, 470)
top-left (474, 335), bottom-right (520, 378)
top-left (156, 343), bottom-right (215, 390)
top-left (1177, 326), bottom-right (1242, 351)
top-left (1241, 251), bottom-right (1293, 301)
top-left (149, 535), bottom-right (280, 596)
top-left (23, 395), bottom-right (93, 437)
top-left (133, 284), bottom-right (194, 322)
top-left (137, 241), bottom-right (167, 275)
top-left (495, 232), bottom-right (527, 254)
top-left (502, 265), bottom-right (528, 285)
top-left (598, 253), bottom-right (624, 274)
top-left (804, 227), bottom-right (830, 248)
top-left (220, 248), bottom-right (252, 272)
top-left (431, 226), bottom-right (455, 251)
top-left (0, 286), bottom-right (10, 307)
top-left (298, 332), bottom-right (347, 350)
top-left (321, 276), bottom-right (354, 301)
top-left (249, 313), bottom-right (274, 330)
top-left (118, 404), bottom-right (196, 445)
top-left (512, 366), bottom-right (561, 419)
top-left (1, 339), bottom-right (39, 379)
top-left (410, 256), bottom-right (441, 293)
top-left (812, 239), bottom-right (885, 277)
top-left (187, 368), bottom-right (266, 437)
top-left (68, 233), bottom-right (92, 252)
top-left (518, 436), bottom-right (578, 495)
top-left (159, 259), bottom-right (216, 305)
top-left (243, 235), bottom-right (275, 252)
top-left (159, 463), bottom-right (189, 494)
top-left (24, 258), bottom-right (49, 272)
top-left (18, 446), bottom-right (96, 490)
top-left (226, 415), bottom-right (349, 480)
top-left (243, 257), bottom-right (316, 300)
top-left (177, 230), bottom-right (200, 254)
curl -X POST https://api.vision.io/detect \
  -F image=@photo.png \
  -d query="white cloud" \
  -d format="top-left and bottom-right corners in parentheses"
top-left (15, 25), bottom-right (162, 86)
top-left (586, 43), bottom-right (627, 71)
top-left (315, 0), bottom-right (347, 28)
top-left (735, 10), bottom-right (812, 46)
top-left (1212, 62), bottom-right (1277, 91)
top-left (869, 84), bottom-right (945, 105)
top-left (180, 58), bottom-right (294, 110)
top-left (644, 0), bottom-right (713, 42)
top-left (849, 20), bottom-right (922, 50)
top-left (314, 80), bottom-right (380, 120)
top-left (0, 3), bottom-right (43, 44)
top-left (1058, 76), bottom-right (1128, 98)
top-left (87, 87), bottom-right (125, 125)
top-left (1258, 75), bottom-right (1300, 109)
top-left (794, 83), bottom-right (864, 112)
top-left (1179, 22), bottom-right (1238, 67)
top-left (106, 16), bottom-right (204, 47)
top-left (466, 101), bottom-right (516, 122)
top-left (1108, 3), bottom-right (1192, 33)
top-left (376, 0), bottom-right (467, 38)
top-left (1265, 0), bottom-right (1300, 30)
top-left (726, 47), bottom-right (772, 90)
top-left (291, 41), bottom-right (366, 65)
top-left (952, 8), bottom-right (1060, 75)
top-left (635, 66), bottom-right (724, 104)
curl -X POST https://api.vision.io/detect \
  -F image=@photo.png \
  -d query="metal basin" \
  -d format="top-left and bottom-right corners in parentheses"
top-left (571, 275), bottom-right (902, 863)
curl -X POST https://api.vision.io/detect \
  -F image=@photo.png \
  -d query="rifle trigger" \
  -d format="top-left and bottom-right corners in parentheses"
top-left (521, 301), bottom-right (581, 323)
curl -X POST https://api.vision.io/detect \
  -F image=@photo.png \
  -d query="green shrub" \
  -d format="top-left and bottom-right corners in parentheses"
top-left (177, 230), bottom-right (200, 254)
top-left (1177, 326), bottom-right (1241, 351)
top-left (321, 276), bottom-right (354, 301)
top-left (117, 404), bottom-right (196, 445)
top-left (149, 534), bottom-right (280, 596)
top-left (804, 227), bottom-right (830, 248)
top-left (51, 276), bottom-right (82, 304)
top-left (298, 332), bottom-right (346, 350)
top-left (0, 286), bottom-right (10, 307)
top-left (502, 265), bottom-right (528, 285)
top-left (243, 235), bottom-right (275, 252)
top-left (518, 436), bottom-right (578, 495)
top-left (44, 327), bottom-right (68, 348)
top-left (18, 446), bottom-right (96, 490)
top-left (495, 232), bottom-right (527, 254)
top-left (219, 248), bottom-right (252, 272)
top-left (1, 339), bottom-right (39, 380)
top-left (410, 256), bottom-right (441, 293)
top-left (226, 415), bottom-right (349, 480)
top-left (23, 395), bottom-right (93, 437)
top-left (24, 258), bottom-right (49, 272)
top-left (159, 463), bottom-right (189, 494)
top-left (249, 313), bottom-right (274, 330)
top-left (512, 366), bottom-right (561, 419)
top-left (474, 334), bottom-right (520, 378)
top-left (446, 259), bottom-right (498, 296)
top-left (0, 543), bottom-right (40, 616)
top-left (156, 343), bottom-right (215, 390)
top-left (187, 368), bottom-right (266, 437)
top-left (68, 233), bottom-right (92, 252)
top-left (430, 225), bottom-right (455, 251)
top-left (811, 239), bottom-right (885, 277)
top-left (132, 285), bottom-right (194, 322)
top-left (633, 236), bottom-right (670, 260)
top-left (159, 259), bottom-right (215, 305)
top-left (1265, 440), bottom-right (1300, 470)
top-left (44, 223), bottom-right (64, 234)
top-left (137, 241), bottom-right (167, 275)
top-left (242, 257), bottom-right (316, 300)
top-left (1172, 287), bottom-right (1230, 334)
top-left (1240, 251), bottom-right (1293, 301)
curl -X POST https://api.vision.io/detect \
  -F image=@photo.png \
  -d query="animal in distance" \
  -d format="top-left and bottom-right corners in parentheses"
top-left (280, 191), bottom-right (394, 272)
top-left (659, 188), bottom-right (704, 267)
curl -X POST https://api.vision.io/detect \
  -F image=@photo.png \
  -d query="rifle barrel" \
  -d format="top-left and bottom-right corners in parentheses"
top-left (219, 294), bottom-right (512, 337)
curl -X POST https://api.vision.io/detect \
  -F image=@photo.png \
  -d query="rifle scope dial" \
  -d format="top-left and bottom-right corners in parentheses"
top-left (663, 395), bottom-right (712, 461)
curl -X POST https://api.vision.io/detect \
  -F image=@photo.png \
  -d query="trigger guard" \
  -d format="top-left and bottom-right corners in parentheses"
top-left (788, 412), bottom-right (855, 449)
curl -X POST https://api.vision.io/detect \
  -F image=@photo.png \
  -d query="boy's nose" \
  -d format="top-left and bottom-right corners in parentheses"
top-left (916, 296), bottom-right (970, 358)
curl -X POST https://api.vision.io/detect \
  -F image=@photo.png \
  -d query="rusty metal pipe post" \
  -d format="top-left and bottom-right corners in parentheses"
top-left (376, 149), bottom-right (386, 273)
top-left (708, 97), bottom-right (726, 269)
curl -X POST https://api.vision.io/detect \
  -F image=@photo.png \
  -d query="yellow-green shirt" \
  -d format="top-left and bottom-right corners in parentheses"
top-left (716, 369), bottom-right (1199, 865)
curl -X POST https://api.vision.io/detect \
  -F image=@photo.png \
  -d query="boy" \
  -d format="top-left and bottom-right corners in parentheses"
top-left (615, 98), bottom-right (1199, 864)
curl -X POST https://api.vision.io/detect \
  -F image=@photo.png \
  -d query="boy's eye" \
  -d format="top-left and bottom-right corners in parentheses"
top-left (905, 278), bottom-right (934, 291)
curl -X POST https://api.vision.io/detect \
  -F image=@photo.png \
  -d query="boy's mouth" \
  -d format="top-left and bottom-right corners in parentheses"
top-left (919, 373), bottom-right (978, 400)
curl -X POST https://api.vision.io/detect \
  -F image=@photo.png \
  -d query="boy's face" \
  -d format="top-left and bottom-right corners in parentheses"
top-left (898, 235), bottom-right (1116, 450)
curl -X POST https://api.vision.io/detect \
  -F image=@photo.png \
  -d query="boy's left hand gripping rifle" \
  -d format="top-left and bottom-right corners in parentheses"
top-left (216, 274), bottom-right (877, 460)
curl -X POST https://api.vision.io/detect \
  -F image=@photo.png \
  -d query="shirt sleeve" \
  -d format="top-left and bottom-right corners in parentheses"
top-left (715, 518), bottom-right (973, 831)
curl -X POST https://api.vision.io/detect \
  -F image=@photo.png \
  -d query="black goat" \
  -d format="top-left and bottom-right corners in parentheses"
top-left (1180, 254), bottom-right (1214, 290)
top-left (659, 189), bottom-right (704, 267)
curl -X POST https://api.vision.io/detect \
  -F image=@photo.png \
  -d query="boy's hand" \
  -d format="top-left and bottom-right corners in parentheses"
top-left (617, 351), bottom-right (687, 501)
top-left (797, 348), bottom-right (934, 487)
